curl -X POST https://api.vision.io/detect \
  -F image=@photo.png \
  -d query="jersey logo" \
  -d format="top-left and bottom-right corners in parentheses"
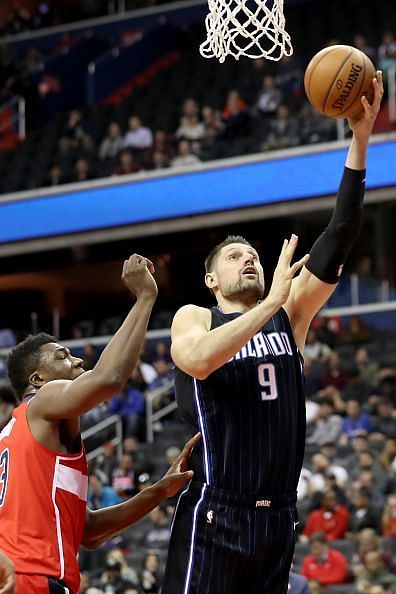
top-left (206, 510), bottom-right (215, 524)
top-left (0, 448), bottom-right (10, 507)
top-left (256, 499), bottom-right (271, 507)
top-left (294, 521), bottom-right (300, 530)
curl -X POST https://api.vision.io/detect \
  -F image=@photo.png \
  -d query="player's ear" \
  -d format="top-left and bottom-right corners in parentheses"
top-left (205, 272), bottom-right (217, 290)
top-left (29, 371), bottom-right (46, 388)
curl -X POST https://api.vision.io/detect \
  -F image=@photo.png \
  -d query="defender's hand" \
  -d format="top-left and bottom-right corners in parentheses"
top-left (268, 235), bottom-right (309, 306)
top-left (157, 433), bottom-right (201, 498)
top-left (0, 551), bottom-right (16, 594)
top-left (347, 70), bottom-right (384, 140)
top-left (121, 254), bottom-right (158, 299)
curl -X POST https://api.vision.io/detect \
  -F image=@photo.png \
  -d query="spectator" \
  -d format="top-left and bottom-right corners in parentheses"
top-left (261, 104), bottom-right (300, 150)
top-left (304, 328), bottom-right (333, 362)
top-left (71, 158), bottom-right (94, 183)
top-left (176, 113), bottom-right (205, 143)
top-left (304, 357), bottom-right (322, 399)
top-left (378, 31), bottom-right (396, 77)
top-left (320, 351), bottom-right (349, 390)
top-left (171, 140), bottom-right (201, 168)
top-left (95, 441), bottom-right (119, 483)
top-left (144, 505), bottom-right (170, 546)
top-left (114, 150), bottom-right (141, 175)
top-left (288, 572), bottom-right (311, 594)
top-left (201, 105), bottom-right (224, 143)
top-left (308, 469), bottom-right (348, 512)
top-left (82, 343), bottom-right (99, 371)
top-left (310, 452), bottom-right (348, 492)
top-left (301, 531), bottom-right (349, 585)
top-left (348, 487), bottom-right (381, 534)
top-left (181, 97), bottom-right (200, 118)
top-left (255, 75), bottom-right (283, 117)
top-left (99, 122), bottom-right (124, 160)
top-left (107, 549), bottom-right (139, 587)
top-left (108, 380), bottom-right (145, 437)
top-left (123, 116), bottom-right (153, 150)
top-left (141, 552), bottom-right (160, 593)
top-left (97, 559), bottom-right (136, 594)
top-left (222, 89), bottom-right (247, 118)
top-left (221, 90), bottom-right (251, 139)
top-left (299, 103), bottom-right (336, 144)
top-left (44, 163), bottom-right (68, 187)
top-left (340, 315), bottom-right (373, 346)
top-left (111, 453), bottom-right (136, 499)
top-left (59, 110), bottom-right (94, 155)
top-left (352, 450), bottom-right (388, 493)
top-left (372, 397), bottom-right (396, 438)
top-left (351, 528), bottom-right (394, 578)
top-left (144, 130), bottom-right (175, 166)
top-left (306, 397), bottom-right (343, 447)
top-left (302, 489), bottom-right (350, 541)
top-left (340, 399), bottom-right (373, 443)
top-left (355, 347), bottom-right (379, 387)
top-left (0, 383), bottom-right (18, 431)
top-left (353, 34), bottom-right (377, 63)
top-left (88, 473), bottom-right (121, 509)
top-left (307, 581), bottom-right (324, 594)
top-left (355, 551), bottom-right (396, 594)
top-left (149, 150), bottom-right (169, 170)
top-left (379, 437), bottom-right (396, 474)
top-left (382, 494), bottom-right (396, 537)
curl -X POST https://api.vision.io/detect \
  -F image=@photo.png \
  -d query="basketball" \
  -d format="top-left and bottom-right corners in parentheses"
top-left (304, 45), bottom-right (376, 119)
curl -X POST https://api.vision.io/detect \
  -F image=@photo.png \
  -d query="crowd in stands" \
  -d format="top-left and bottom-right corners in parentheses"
top-left (1, 313), bottom-right (396, 593)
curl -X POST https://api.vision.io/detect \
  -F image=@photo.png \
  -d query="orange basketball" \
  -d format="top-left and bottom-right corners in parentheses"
top-left (304, 45), bottom-right (376, 119)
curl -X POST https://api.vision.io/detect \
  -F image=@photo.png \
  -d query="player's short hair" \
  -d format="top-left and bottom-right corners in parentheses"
top-left (8, 333), bottom-right (56, 397)
top-left (205, 235), bottom-right (253, 273)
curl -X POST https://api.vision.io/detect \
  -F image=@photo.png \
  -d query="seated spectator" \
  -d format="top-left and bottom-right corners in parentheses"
top-left (355, 347), bottom-right (379, 387)
top-left (44, 163), bottom-right (69, 187)
top-left (308, 469), bottom-right (348, 512)
top-left (123, 116), bottom-right (153, 150)
top-left (382, 494), bottom-right (396, 537)
top-left (171, 140), bottom-right (201, 168)
top-left (378, 31), bottom-right (396, 77)
top-left (97, 559), bottom-right (136, 593)
top-left (301, 531), bottom-right (349, 585)
top-left (181, 97), bottom-right (200, 118)
top-left (70, 158), bottom-right (94, 183)
top-left (111, 453), bottom-right (136, 499)
top-left (95, 440), bottom-right (119, 482)
top-left (304, 328), bottom-right (333, 363)
top-left (355, 551), bottom-right (396, 593)
top-left (255, 75), bottom-right (283, 117)
top-left (306, 397), bottom-right (343, 447)
top-left (148, 149), bottom-right (169, 170)
top-left (351, 528), bottom-right (394, 578)
top-left (176, 113), bottom-right (205, 143)
top-left (222, 89), bottom-right (248, 118)
top-left (0, 383), bottom-right (17, 431)
top-left (299, 103), bottom-right (336, 144)
top-left (59, 109), bottom-right (94, 155)
top-left (107, 548), bottom-right (139, 587)
top-left (144, 129), bottom-right (175, 165)
top-left (304, 357), bottom-right (323, 399)
top-left (261, 104), bottom-right (300, 150)
top-left (378, 437), bottom-right (396, 473)
top-left (339, 399), bottom-right (373, 443)
top-left (114, 150), bottom-right (141, 175)
top-left (320, 351), bottom-right (349, 390)
top-left (310, 452), bottom-right (348, 493)
top-left (88, 473), bottom-right (121, 509)
top-left (352, 450), bottom-right (388, 493)
top-left (201, 105), bottom-right (224, 142)
top-left (82, 343), bottom-right (99, 370)
top-left (108, 380), bottom-right (145, 437)
top-left (221, 90), bottom-right (251, 139)
top-left (288, 571), bottom-right (311, 594)
top-left (275, 53), bottom-right (304, 103)
top-left (353, 34), bottom-right (377, 62)
top-left (372, 397), bottom-right (396, 439)
top-left (141, 552), bottom-right (160, 594)
top-left (342, 365), bottom-right (372, 407)
top-left (302, 489), bottom-right (349, 541)
top-left (340, 315), bottom-right (373, 346)
top-left (144, 505), bottom-right (170, 546)
top-left (348, 487), bottom-right (381, 534)
top-left (98, 122), bottom-right (124, 160)
top-left (308, 581), bottom-right (325, 594)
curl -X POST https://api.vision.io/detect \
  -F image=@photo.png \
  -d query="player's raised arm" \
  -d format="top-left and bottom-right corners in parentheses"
top-left (29, 254), bottom-right (157, 420)
top-left (284, 71), bottom-right (384, 353)
top-left (171, 239), bottom-right (308, 379)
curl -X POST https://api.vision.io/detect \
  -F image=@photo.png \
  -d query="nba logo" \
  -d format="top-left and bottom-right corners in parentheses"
top-left (207, 510), bottom-right (215, 524)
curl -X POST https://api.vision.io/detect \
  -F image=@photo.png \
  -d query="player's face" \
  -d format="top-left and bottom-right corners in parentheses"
top-left (209, 243), bottom-right (265, 302)
top-left (37, 342), bottom-right (85, 383)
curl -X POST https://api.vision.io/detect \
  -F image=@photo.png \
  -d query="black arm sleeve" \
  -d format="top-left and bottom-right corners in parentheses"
top-left (305, 166), bottom-right (366, 284)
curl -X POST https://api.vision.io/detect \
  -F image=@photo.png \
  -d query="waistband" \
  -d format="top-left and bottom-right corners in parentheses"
top-left (188, 481), bottom-right (297, 509)
top-left (48, 577), bottom-right (74, 594)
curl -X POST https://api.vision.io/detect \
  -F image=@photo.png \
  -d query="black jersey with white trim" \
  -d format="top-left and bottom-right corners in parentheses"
top-left (174, 307), bottom-right (306, 495)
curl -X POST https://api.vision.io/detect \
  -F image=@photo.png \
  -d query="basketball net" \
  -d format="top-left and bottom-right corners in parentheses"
top-left (199, 0), bottom-right (293, 63)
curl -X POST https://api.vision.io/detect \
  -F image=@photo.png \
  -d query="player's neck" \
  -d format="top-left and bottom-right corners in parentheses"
top-left (216, 297), bottom-right (259, 314)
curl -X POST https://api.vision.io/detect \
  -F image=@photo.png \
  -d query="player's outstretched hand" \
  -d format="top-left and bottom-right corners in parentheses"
top-left (0, 551), bottom-right (16, 594)
top-left (121, 253), bottom-right (158, 300)
top-left (157, 433), bottom-right (201, 498)
top-left (268, 235), bottom-right (309, 306)
top-left (347, 70), bottom-right (384, 140)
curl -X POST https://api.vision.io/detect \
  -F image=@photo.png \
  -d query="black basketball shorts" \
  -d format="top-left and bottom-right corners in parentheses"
top-left (161, 481), bottom-right (299, 594)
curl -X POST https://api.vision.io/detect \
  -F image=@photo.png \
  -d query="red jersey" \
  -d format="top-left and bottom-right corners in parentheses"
top-left (0, 401), bottom-right (88, 593)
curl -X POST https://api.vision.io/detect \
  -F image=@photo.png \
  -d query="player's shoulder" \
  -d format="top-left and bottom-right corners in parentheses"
top-left (172, 304), bottom-right (211, 328)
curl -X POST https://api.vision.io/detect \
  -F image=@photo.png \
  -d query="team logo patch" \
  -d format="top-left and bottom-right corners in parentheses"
top-left (256, 499), bottom-right (271, 507)
top-left (206, 510), bottom-right (215, 524)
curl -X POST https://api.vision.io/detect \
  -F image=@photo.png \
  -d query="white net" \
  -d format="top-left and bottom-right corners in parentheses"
top-left (199, 0), bottom-right (293, 63)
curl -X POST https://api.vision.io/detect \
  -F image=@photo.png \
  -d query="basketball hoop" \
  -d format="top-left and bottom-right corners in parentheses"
top-left (199, 0), bottom-right (293, 63)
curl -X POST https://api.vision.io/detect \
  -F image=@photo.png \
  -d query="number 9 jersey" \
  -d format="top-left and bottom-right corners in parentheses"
top-left (174, 306), bottom-right (306, 495)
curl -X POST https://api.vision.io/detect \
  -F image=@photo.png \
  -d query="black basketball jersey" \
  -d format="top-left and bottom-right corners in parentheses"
top-left (174, 306), bottom-right (306, 496)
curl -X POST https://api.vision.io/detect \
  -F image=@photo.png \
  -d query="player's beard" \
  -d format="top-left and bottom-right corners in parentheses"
top-left (219, 275), bottom-right (264, 304)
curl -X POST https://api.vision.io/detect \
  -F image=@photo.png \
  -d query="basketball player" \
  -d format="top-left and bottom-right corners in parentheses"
top-left (0, 254), bottom-right (198, 594)
top-left (162, 72), bottom-right (383, 594)
top-left (0, 551), bottom-right (15, 594)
